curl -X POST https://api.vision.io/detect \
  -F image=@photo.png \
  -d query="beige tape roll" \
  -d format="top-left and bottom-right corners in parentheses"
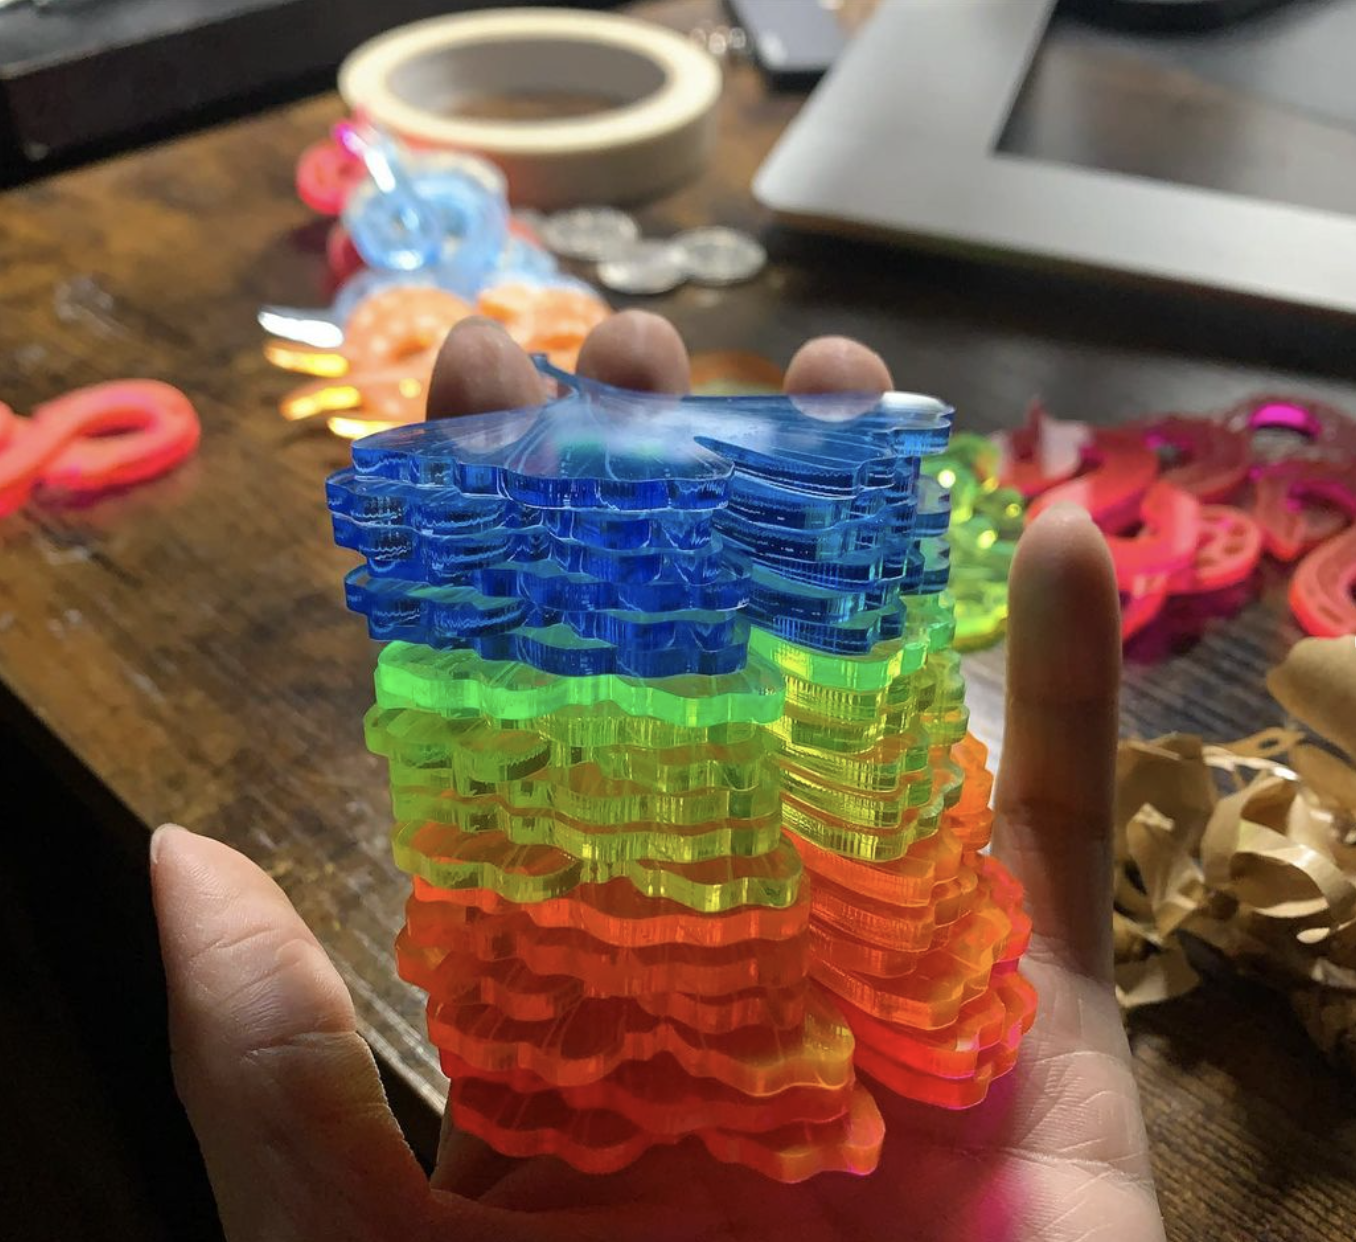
top-left (339, 8), bottom-right (722, 210)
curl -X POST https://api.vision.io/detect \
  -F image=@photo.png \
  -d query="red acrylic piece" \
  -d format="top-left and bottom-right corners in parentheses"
top-left (1120, 586), bottom-right (1169, 641)
top-left (1104, 482), bottom-right (1201, 598)
top-left (1166, 505), bottom-right (1262, 595)
top-left (993, 400), bottom-right (1092, 498)
top-left (0, 380), bottom-right (200, 516)
top-left (296, 133), bottom-right (364, 214)
top-left (1027, 429), bottom-right (1160, 533)
top-left (1290, 525), bottom-right (1356, 637)
top-left (1250, 460), bottom-right (1356, 561)
top-left (1135, 414), bottom-right (1251, 502)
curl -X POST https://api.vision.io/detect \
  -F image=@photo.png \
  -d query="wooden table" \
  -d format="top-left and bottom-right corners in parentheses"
top-left (2, 2), bottom-right (1354, 1237)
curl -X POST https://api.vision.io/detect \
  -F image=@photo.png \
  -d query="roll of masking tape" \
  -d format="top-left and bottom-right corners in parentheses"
top-left (339, 9), bottom-right (722, 210)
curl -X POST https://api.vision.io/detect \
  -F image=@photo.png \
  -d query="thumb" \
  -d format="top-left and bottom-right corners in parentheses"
top-left (150, 825), bottom-right (428, 1242)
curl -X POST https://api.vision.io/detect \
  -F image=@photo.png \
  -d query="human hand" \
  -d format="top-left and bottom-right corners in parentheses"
top-left (153, 312), bottom-right (1166, 1242)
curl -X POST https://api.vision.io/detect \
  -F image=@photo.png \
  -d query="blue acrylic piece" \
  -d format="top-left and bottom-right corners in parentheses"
top-left (349, 363), bottom-right (950, 507)
top-left (340, 129), bottom-right (509, 296)
top-left (344, 569), bottom-right (749, 677)
top-left (329, 359), bottom-right (954, 671)
top-left (913, 475), bottom-right (952, 537)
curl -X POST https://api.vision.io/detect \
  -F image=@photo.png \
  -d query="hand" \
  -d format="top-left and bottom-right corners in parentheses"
top-left (153, 313), bottom-right (1166, 1242)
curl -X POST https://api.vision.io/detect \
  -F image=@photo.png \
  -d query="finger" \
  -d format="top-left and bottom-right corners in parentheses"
top-left (426, 317), bottom-right (549, 419)
top-left (151, 825), bottom-right (427, 1242)
top-left (783, 336), bottom-right (893, 393)
top-left (992, 503), bottom-right (1122, 981)
top-left (575, 309), bottom-right (690, 393)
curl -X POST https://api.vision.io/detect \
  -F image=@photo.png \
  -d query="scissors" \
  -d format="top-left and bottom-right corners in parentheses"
top-left (0, 380), bottom-right (200, 516)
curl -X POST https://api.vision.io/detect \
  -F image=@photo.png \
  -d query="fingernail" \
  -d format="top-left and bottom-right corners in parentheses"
top-left (450, 315), bottom-right (509, 335)
top-left (150, 822), bottom-right (186, 866)
top-left (1042, 500), bottom-right (1094, 525)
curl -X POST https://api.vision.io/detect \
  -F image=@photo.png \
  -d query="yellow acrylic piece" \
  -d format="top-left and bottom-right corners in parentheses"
top-left (393, 820), bottom-right (805, 912)
top-left (386, 758), bottom-right (779, 826)
top-left (782, 794), bottom-right (943, 862)
top-left (390, 793), bottom-right (783, 863)
top-left (366, 706), bottom-right (776, 794)
top-left (777, 729), bottom-right (930, 793)
top-left (375, 641), bottom-right (787, 726)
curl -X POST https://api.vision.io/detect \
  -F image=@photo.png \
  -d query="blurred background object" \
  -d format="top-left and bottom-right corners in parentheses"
top-left (0, 0), bottom-right (616, 184)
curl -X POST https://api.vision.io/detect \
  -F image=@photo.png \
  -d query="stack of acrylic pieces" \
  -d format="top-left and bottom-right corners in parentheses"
top-left (329, 361), bottom-right (1036, 1181)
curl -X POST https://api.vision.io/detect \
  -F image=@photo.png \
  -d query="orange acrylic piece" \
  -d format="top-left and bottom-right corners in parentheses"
top-left (444, 1051), bottom-right (850, 1137)
top-left (427, 984), bottom-right (856, 1094)
top-left (445, 1074), bottom-right (883, 1181)
top-left (849, 973), bottom-right (1037, 1109)
top-left (791, 824), bottom-right (963, 907)
top-left (408, 875), bottom-right (812, 948)
top-left (404, 946), bottom-right (809, 1034)
top-left (809, 902), bottom-right (1013, 1031)
top-left (398, 909), bottom-right (810, 997)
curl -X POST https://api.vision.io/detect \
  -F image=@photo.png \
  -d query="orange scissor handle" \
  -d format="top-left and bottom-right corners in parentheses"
top-left (0, 380), bottom-right (200, 516)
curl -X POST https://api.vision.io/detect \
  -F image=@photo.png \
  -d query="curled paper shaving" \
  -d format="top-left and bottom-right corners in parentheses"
top-left (1113, 638), bottom-right (1356, 1072)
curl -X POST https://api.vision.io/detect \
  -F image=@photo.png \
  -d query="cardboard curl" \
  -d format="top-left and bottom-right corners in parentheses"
top-left (1113, 638), bottom-right (1356, 1071)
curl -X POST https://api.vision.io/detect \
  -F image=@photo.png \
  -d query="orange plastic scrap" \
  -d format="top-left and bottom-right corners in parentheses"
top-left (476, 282), bottom-right (611, 370)
top-left (445, 1073), bottom-right (883, 1181)
top-left (408, 874), bottom-right (812, 948)
top-left (274, 286), bottom-right (476, 431)
top-left (427, 984), bottom-right (856, 1094)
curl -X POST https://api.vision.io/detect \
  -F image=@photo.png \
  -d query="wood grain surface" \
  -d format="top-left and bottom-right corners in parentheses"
top-left (1, 1), bottom-right (1354, 1237)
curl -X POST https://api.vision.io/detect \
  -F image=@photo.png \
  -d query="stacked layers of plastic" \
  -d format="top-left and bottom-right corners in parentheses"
top-left (330, 362), bottom-right (1035, 1181)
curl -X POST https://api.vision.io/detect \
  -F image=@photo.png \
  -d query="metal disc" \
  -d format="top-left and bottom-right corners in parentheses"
top-left (539, 206), bottom-right (640, 262)
top-left (597, 240), bottom-right (687, 296)
top-left (674, 226), bottom-right (767, 286)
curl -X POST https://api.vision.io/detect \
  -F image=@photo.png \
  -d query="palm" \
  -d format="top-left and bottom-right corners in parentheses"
top-left (153, 317), bottom-right (1165, 1242)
